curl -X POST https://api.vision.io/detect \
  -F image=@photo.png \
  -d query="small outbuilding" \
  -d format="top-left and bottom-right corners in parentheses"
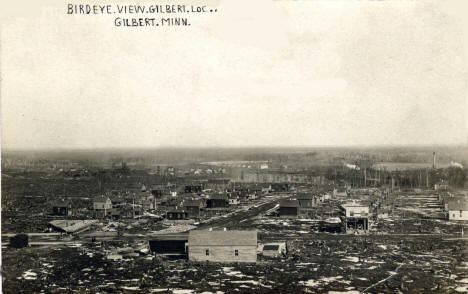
top-left (51, 200), bottom-right (72, 216)
top-left (206, 195), bottom-right (229, 208)
top-left (149, 233), bottom-right (188, 256)
top-left (279, 200), bottom-right (300, 218)
top-left (261, 242), bottom-right (287, 257)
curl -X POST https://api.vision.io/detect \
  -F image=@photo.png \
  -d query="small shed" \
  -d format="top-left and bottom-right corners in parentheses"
top-left (51, 200), bottom-right (71, 216)
top-left (206, 195), bottom-right (229, 208)
top-left (149, 233), bottom-right (188, 256)
top-left (262, 242), bottom-right (287, 257)
top-left (279, 200), bottom-right (299, 218)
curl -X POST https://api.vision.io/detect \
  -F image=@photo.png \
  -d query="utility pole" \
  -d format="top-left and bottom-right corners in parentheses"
top-left (133, 194), bottom-right (135, 218)
top-left (104, 196), bottom-right (107, 219)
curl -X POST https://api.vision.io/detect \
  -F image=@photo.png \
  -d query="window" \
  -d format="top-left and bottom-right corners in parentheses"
top-left (235, 250), bottom-right (239, 256)
top-left (205, 249), bottom-right (209, 256)
top-left (460, 210), bottom-right (463, 217)
top-left (453, 213), bottom-right (456, 218)
top-left (350, 211), bottom-right (354, 217)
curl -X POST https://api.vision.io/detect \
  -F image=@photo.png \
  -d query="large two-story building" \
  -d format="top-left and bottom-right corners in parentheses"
top-left (340, 202), bottom-right (370, 233)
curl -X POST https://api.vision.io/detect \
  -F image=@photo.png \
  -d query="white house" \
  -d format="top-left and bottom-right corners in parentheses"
top-left (448, 198), bottom-right (468, 221)
top-left (341, 202), bottom-right (369, 217)
top-left (93, 195), bottom-right (112, 210)
top-left (93, 195), bottom-right (112, 217)
top-left (188, 230), bottom-right (257, 263)
top-left (340, 202), bottom-right (370, 233)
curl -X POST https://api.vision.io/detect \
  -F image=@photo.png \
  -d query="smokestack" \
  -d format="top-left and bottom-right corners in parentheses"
top-left (432, 152), bottom-right (436, 169)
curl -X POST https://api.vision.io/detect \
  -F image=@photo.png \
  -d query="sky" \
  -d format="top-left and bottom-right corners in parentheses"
top-left (1, 0), bottom-right (467, 149)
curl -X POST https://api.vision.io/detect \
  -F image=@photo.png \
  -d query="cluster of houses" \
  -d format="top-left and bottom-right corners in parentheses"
top-left (92, 191), bottom-right (157, 219)
top-left (165, 183), bottom-right (276, 221)
top-left (278, 192), bottom-right (333, 218)
top-left (49, 180), bottom-right (298, 221)
top-left (278, 191), bottom-right (371, 234)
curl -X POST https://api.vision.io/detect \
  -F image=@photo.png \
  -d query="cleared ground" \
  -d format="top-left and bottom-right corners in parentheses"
top-left (3, 190), bottom-right (468, 294)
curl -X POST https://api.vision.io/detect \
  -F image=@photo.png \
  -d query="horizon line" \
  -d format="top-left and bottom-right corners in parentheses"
top-left (2, 143), bottom-right (468, 152)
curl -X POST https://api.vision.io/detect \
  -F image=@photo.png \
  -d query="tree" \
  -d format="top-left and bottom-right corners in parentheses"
top-left (447, 167), bottom-right (467, 188)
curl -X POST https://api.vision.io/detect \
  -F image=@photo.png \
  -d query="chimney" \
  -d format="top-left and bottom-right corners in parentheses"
top-left (432, 152), bottom-right (436, 169)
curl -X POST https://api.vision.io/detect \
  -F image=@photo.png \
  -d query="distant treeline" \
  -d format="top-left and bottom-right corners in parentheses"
top-left (324, 166), bottom-right (466, 188)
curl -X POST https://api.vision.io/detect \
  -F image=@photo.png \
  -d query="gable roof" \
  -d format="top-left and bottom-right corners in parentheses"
top-left (51, 200), bottom-right (71, 207)
top-left (296, 193), bottom-right (316, 200)
top-left (93, 195), bottom-right (111, 203)
top-left (189, 230), bottom-right (257, 246)
top-left (183, 199), bottom-right (203, 207)
top-left (209, 194), bottom-right (229, 200)
top-left (49, 220), bottom-right (98, 233)
top-left (448, 198), bottom-right (468, 211)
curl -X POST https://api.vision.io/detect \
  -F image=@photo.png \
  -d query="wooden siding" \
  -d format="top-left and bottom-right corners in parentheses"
top-left (189, 245), bottom-right (257, 263)
top-left (279, 207), bottom-right (298, 217)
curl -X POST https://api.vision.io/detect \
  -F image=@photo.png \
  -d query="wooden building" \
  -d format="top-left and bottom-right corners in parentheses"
top-left (262, 242), bottom-right (287, 257)
top-left (271, 183), bottom-right (291, 192)
top-left (183, 199), bottom-right (204, 218)
top-left (206, 195), bottom-right (229, 208)
top-left (447, 198), bottom-right (468, 221)
top-left (296, 193), bottom-right (317, 208)
top-left (184, 185), bottom-right (203, 194)
top-left (340, 202), bottom-right (370, 233)
top-left (151, 188), bottom-right (164, 197)
top-left (51, 200), bottom-right (72, 216)
top-left (149, 233), bottom-right (188, 256)
top-left (206, 178), bottom-right (231, 191)
top-left (188, 230), bottom-right (258, 263)
top-left (279, 200), bottom-right (300, 218)
top-left (93, 195), bottom-right (112, 217)
top-left (166, 209), bottom-right (189, 220)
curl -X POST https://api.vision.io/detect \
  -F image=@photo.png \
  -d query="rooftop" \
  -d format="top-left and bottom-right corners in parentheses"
top-left (189, 230), bottom-right (257, 246)
top-left (295, 193), bottom-right (316, 200)
top-left (183, 199), bottom-right (203, 207)
top-left (279, 199), bottom-right (300, 207)
top-left (51, 200), bottom-right (71, 207)
top-left (93, 195), bottom-right (111, 203)
top-left (209, 194), bottom-right (229, 200)
top-left (448, 198), bottom-right (468, 211)
top-left (49, 220), bottom-right (98, 233)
